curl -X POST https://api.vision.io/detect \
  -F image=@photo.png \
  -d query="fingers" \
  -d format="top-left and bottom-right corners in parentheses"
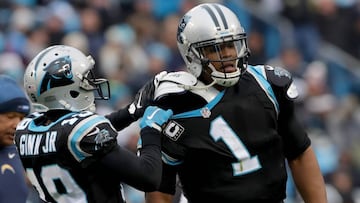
top-left (140, 106), bottom-right (173, 132)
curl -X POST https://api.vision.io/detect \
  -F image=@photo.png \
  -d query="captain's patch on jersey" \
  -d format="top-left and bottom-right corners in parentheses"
top-left (163, 120), bottom-right (184, 141)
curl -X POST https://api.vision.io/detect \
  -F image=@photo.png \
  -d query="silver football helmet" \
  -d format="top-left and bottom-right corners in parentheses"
top-left (24, 45), bottom-right (110, 112)
top-left (177, 3), bottom-right (250, 87)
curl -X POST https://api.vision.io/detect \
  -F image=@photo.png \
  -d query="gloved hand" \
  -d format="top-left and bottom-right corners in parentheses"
top-left (128, 71), bottom-right (168, 120)
top-left (140, 106), bottom-right (173, 132)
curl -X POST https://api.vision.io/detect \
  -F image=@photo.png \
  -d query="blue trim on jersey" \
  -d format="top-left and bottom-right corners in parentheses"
top-left (137, 137), bottom-right (142, 149)
top-left (69, 116), bottom-right (107, 161)
top-left (247, 65), bottom-right (279, 114)
top-left (28, 112), bottom-right (77, 132)
top-left (172, 90), bottom-right (225, 119)
top-left (161, 152), bottom-right (183, 165)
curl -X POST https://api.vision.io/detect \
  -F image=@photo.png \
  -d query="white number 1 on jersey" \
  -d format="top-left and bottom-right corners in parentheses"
top-left (210, 116), bottom-right (262, 176)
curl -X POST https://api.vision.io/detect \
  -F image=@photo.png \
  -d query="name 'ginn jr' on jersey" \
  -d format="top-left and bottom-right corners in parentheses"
top-left (17, 131), bottom-right (57, 156)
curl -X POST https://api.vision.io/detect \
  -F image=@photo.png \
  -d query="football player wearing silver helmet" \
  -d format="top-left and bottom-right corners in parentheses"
top-left (15, 45), bottom-right (172, 203)
top-left (144, 3), bottom-right (327, 203)
top-left (24, 45), bottom-right (110, 113)
top-left (177, 1), bottom-right (250, 88)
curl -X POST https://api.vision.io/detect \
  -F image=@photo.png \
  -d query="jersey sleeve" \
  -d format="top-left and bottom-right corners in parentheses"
top-left (277, 95), bottom-right (311, 160)
top-left (266, 68), bottom-right (311, 160)
top-left (99, 127), bottom-right (163, 192)
top-left (64, 114), bottom-right (119, 167)
top-left (105, 107), bottom-right (134, 131)
top-left (157, 163), bottom-right (178, 195)
top-left (262, 65), bottom-right (310, 159)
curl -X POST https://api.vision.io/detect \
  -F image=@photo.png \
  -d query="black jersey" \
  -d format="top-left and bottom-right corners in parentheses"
top-left (15, 110), bottom-right (123, 203)
top-left (155, 65), bottom-right (311, 203)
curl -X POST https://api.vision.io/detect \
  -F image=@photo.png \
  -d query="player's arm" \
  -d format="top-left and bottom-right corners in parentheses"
top-left (288, 146), bottom-right (327, 203)
top-left (106, 71), bottom-right (168, 130)
top-left (266, 66), bottom-right (327, 202)
top-left (102, 106), bottom-right (173, 191)
top-left (105, 77), bottom-right (157, 131)
top-left (107, 70), bottom-right (200, 130)
top-left (145, 71), bottom-right (202, 202)
top-left (266, 65), bottom-right (311, 158)
top-left (145, 162), bottom-right (178, 203)
top-left (277, 98), bottom-right (327, 203)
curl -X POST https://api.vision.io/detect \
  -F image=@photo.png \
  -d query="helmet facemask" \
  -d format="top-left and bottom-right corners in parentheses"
top-left (190, 33), bottom-right (250, 87)
top-left (80, 70), bottom-right (110, 101)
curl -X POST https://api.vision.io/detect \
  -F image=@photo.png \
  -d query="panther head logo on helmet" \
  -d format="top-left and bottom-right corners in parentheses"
top-left (40, 56), bottom-right (74, 94)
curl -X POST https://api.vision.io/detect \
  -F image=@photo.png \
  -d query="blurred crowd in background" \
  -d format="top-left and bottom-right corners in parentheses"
top-left (1, 0), bottom-right (360, 202)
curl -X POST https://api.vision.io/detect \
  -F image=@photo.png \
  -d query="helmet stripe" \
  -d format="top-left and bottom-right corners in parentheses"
top-left (201, 4), bottom-right (229, 31)
top-left (201, 4), bottom-right (221, 31)
top-left (213, 4), bottom-right (228, 29)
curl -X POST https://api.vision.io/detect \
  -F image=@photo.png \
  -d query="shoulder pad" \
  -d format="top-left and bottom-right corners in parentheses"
top-left (190, 81), bottom-right (219, 102)
top-left (265, 65), bottom-right (292, 87)
top-left (154, 71), bottom-right (197, 100)
top-left (265, 65), bottom-right (298, 99)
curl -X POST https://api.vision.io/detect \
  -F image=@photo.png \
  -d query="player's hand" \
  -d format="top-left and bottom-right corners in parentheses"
top-left (128, 71), bottom-right (168, 120)
top-left (140, 106), bottom-right (173, 132)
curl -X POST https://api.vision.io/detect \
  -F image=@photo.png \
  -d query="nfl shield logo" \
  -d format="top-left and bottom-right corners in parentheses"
top-left (201, 107), bottom-right (211, 118)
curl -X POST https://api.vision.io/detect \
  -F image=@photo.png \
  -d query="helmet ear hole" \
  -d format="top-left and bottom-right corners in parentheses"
top-left (186, 55), bottom-right (192, 63)
top-left (70, 90), bottom-right (80, 98)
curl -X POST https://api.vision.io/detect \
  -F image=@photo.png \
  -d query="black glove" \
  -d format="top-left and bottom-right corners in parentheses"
top-left (128, 79), bottom-right (155, 120)
top-left (128, 71), bottom-right (168, 120)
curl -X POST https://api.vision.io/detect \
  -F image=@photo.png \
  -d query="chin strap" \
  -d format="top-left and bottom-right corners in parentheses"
top-left (177, 80), bottom-right (217, 90)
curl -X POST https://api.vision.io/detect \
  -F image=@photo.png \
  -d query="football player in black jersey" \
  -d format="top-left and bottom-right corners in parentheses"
top-left (15, 45), bottom-right (172, 203)
top-left (145, 3), bottom-right (327, 203)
